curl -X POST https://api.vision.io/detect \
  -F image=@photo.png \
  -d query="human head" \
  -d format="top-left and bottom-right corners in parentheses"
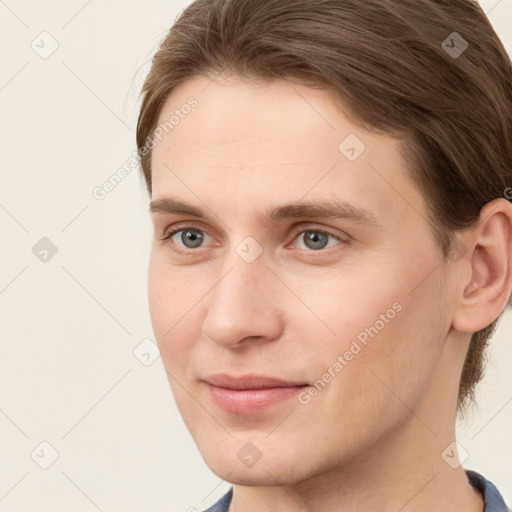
top-left (137, 0), bottom-right (512, 416)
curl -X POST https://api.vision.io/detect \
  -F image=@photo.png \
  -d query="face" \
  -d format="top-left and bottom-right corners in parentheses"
top-left (148, 75), bottom-right (454, 485)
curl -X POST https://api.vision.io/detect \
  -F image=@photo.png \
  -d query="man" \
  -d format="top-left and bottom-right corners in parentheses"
top-left (136, 0), bottom-right (512, 510)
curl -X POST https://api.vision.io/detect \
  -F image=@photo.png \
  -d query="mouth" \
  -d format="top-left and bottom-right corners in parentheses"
top-left (202, 373), bottom-right (309, 414)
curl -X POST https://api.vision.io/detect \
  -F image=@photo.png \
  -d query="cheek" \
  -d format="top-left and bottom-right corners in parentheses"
top-left (331, 276), bottom-right (447, 418)
top-left (305, 257), bottom-right (448, 402)
top-left (148, 251), bottom-right (202, 331)
top-left (302, 290), bottom-right (447, 459)
top-left (290, 266), bottom-right (401, 349)
top-left (148, 257), bottom-right (172, 337)
top-left (147, 254), bottom-right (197, 367)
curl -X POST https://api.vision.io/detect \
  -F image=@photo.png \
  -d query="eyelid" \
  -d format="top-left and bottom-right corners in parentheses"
top-left (288, 223), bottom-right (348, 242)
top-left (160, 221), bottom-right (215, 241)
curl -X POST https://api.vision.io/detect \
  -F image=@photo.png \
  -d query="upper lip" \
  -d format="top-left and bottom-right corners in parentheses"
top-left (203, 373), bottom-right (308, 390)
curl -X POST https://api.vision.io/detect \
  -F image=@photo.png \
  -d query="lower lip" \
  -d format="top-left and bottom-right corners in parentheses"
top-left (206, 383), bottom-right (308, 414)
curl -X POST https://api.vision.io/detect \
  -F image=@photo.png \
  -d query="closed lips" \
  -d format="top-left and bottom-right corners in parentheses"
top-left (203, 373), bottom-right (309, 390)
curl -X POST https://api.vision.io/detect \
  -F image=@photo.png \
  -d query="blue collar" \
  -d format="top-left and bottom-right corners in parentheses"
top-left (466, 470), bottom-right (511, 512)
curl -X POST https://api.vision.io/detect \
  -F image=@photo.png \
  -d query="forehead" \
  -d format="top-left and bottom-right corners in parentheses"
top-left (150, 75), bottom-right (425, 225)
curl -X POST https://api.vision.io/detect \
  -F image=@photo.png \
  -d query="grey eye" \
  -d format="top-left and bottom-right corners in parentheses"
top-left (179, 229), bottom-right (204, 248)
top-left (301, 231), bottom-right (330, 250)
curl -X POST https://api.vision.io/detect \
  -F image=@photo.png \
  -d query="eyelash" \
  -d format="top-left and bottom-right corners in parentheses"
top-left (159, 224), bottom-right (346, 258)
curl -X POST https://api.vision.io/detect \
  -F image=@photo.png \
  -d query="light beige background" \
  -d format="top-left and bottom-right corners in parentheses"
top-left (0, 1), bottom-right (511, 510)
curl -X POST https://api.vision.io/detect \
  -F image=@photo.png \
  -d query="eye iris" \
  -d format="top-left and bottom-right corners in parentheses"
top-left (181, 229), bottom-right (203, 248)
top-left (304, 231), bottom-right (328, 250)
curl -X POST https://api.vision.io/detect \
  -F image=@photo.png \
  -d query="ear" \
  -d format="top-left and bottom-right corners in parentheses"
top-left (452, 198), bottom-right (512, 334)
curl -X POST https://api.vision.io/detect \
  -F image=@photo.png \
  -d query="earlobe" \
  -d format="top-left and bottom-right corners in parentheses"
top-left (452, 198), bottom-right (512, 334)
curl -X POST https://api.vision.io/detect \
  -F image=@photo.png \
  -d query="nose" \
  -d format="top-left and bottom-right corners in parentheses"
top-left (201, 252), bottom-right (284, 349)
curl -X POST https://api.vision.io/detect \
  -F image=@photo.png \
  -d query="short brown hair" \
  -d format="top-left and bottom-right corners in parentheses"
top-left (136, 0), bottom-right (512, 415)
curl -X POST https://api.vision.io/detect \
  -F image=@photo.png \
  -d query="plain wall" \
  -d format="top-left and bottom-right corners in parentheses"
top-left (0, 1), bottom-right (511, 510)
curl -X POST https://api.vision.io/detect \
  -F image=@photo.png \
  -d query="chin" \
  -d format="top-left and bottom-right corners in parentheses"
top-left (200, 445), bottom-right (313, 487)
top-left (208, 463), bottom-right (306, 487)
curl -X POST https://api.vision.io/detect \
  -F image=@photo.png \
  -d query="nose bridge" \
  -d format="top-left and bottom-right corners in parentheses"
top-left (202, 245), bottom-right (283, 347)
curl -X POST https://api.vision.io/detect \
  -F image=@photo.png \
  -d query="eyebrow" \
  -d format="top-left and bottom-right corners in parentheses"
top-left (148, 196), bottom-right (380, 226)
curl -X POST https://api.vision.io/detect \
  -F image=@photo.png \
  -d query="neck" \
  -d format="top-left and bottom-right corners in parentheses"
top-left (229, 417), bottom-right (484, 512)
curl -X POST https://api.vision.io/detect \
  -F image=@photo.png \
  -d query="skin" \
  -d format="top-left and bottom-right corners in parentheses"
top-left (147, 74), bottom-right (512, 512)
